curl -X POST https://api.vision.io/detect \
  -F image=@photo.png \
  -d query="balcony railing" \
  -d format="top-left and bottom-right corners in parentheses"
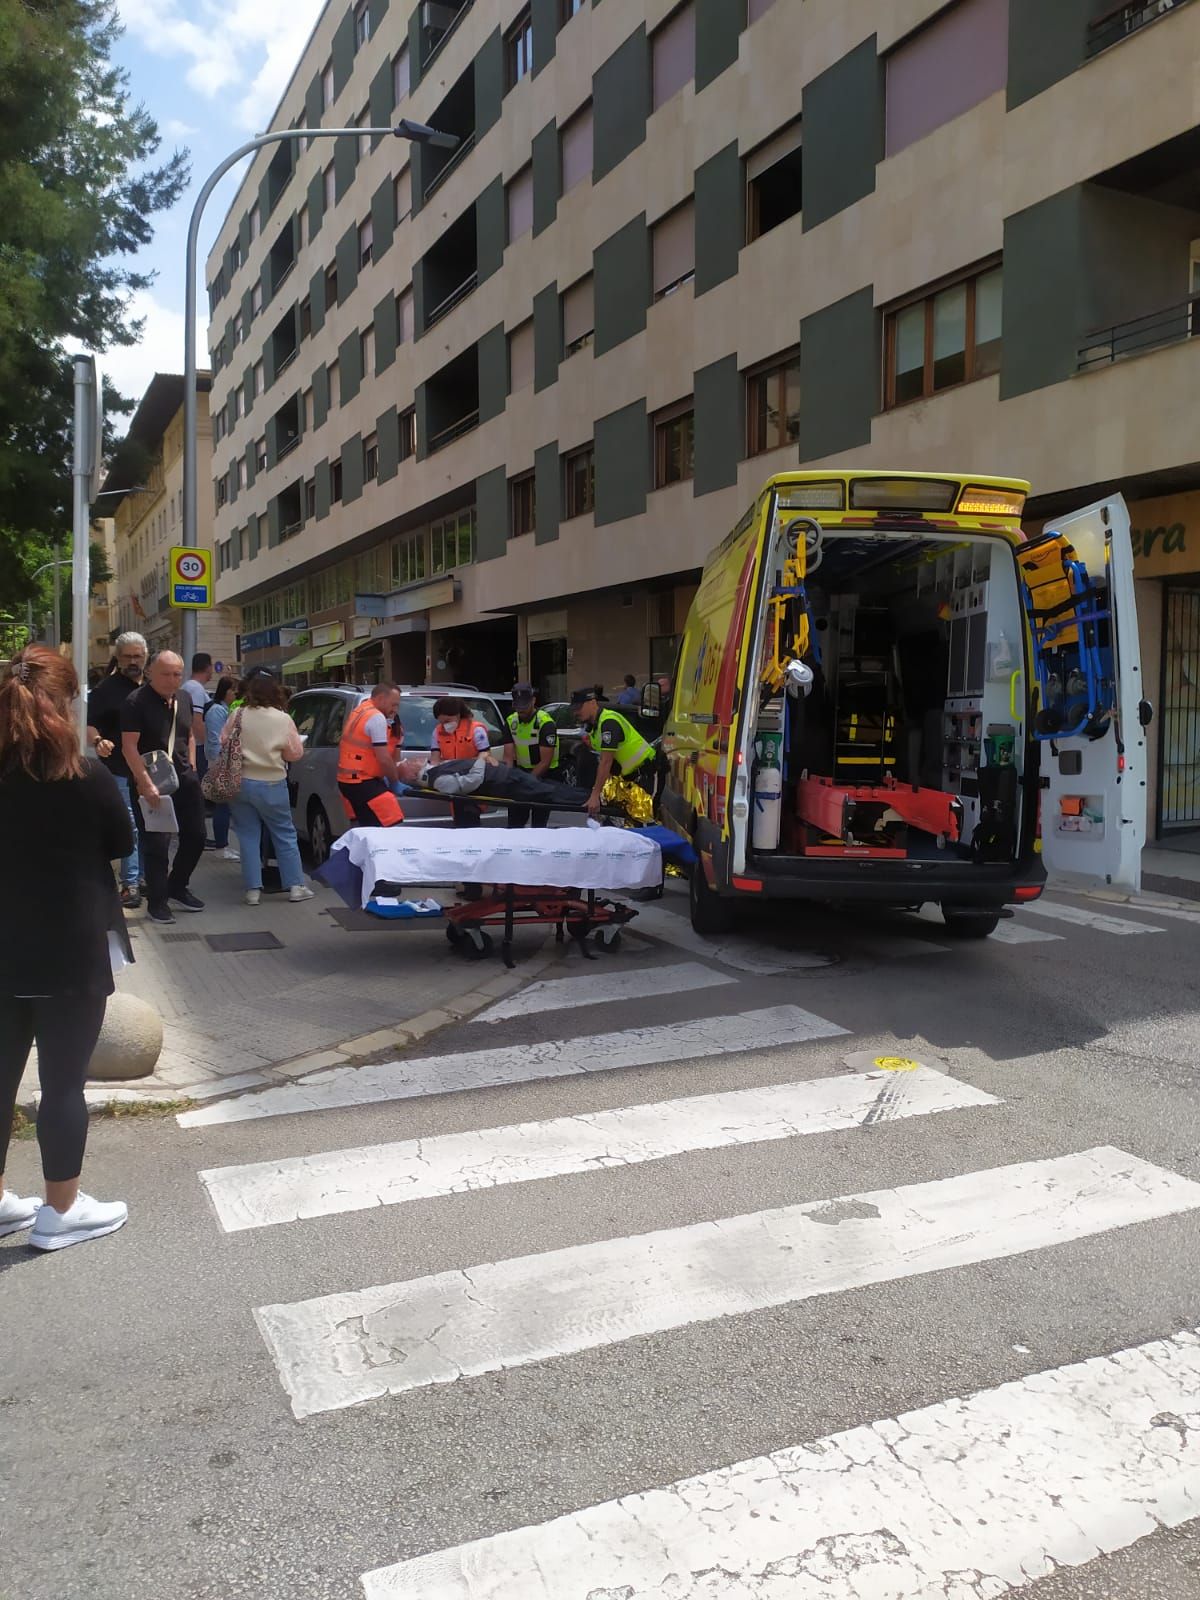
top-left (1078, 293), bottom-right (1200, 370)
top-left (422, 0), bottom-right (474, 72)
top-left (423, 131), bottom-right (476, 202)
top-left (428, 408), bottom-right (479, 454)
top-left (277, 433), bottom-right (301, 461)
top-left (426, 270), bottom-right (478, 330)
top-left (1086, 0), bottom-right (1194, 56)
top-left (275, 345), bottom-right (299, 378)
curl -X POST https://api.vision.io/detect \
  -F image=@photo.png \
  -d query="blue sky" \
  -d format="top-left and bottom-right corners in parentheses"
top-left (105, 0), bottom-right (328, 411)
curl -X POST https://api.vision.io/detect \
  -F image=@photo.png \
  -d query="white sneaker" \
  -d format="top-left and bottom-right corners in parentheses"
top-left (288, 885), bottom-right (314, 903)
top-left (0, 1189), bottom-right (40, 1239)
top-left (29, 1193), bottom-right (128, 1252)
top-left (221, 848), bottom-right (241, 862)
top-left (244, 889), bottom-right (261, 906)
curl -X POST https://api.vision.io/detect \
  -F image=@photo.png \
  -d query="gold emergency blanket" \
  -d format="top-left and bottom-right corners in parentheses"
top-left (602, 775), bottom-right (656, 825)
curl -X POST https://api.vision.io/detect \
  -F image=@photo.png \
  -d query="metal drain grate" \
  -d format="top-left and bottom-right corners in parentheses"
top-left (205, 931), bottom-right (285, 953)
top-left (159, 931), bottom-right (204, 943)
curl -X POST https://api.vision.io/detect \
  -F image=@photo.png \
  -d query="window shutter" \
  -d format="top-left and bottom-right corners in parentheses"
top-left (560, 103), bottom-right (593, 193)
top-left (746, 120), bottom-right (801, 182)
top-left (652, 201), bottom-right (695, 296)
top-left (562, 276), bottom-right (594, 348)
top-left (651, 3), bottom-right (695, 109)
top-left (506, 166), bottom-right (534, 242)
top-left (508, 319), bottom-right (535, 390)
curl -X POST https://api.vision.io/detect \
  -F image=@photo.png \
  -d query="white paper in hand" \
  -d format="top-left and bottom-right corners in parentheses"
top-left (139, 795), bottom-right (179, 833)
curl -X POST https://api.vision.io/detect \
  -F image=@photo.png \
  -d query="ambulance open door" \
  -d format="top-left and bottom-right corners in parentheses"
top-left (1021, 494), bottom-right (1152, 892)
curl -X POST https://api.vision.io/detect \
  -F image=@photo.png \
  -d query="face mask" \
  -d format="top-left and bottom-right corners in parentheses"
top-left (441, 719), bottom-right (460, 733)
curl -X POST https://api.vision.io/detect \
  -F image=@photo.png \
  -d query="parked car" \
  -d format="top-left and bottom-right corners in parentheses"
top-left (287, 686), bottom-right (506, 865)
top-left (399, 685), bottom-right (509, 746)
top-left (540, 702), bottom-right (586, 784)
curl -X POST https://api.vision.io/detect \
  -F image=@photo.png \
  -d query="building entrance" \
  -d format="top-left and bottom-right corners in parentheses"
top-left (1159, 584), bottom-right (1200, 834)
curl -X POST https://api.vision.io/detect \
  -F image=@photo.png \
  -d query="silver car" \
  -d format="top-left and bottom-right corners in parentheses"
top-left (288, 686), bottom-right (507, 865)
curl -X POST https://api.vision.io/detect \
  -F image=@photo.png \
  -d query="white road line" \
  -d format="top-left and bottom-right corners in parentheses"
top-left (256, 1146), bottom-right (1200, 1418)
top-left (472, 961), bottom-right (733, 1024)
top-left (177, 1004), bottom-right (850, 1128)
top-left (1022, 900), bottom-right (1165, 935)
top-left (989, 921), bottom-right (1065, 945)
top-left (630, 903), bottom-right (835, 972)
top-left (201, 1065), bottom-right (997, 1232)
top-left (361, 1324), bottom-right (1200, 1599)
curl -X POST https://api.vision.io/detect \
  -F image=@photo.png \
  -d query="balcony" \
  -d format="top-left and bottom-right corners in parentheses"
top-left (276, 480), bottom-right (304, 541)
top-left (1079, 294), bottom-right (1200, 369)
top-left (269, 394), bottom-right (302, 468)
top-left (425, 345), bottom-right (479, 455)
top-left (270, 307), bottom-right (298, 382)
top-left (419, 205), bottom-right (477, 333)
top-left (263, 141), bottom-right (294, 217)
top-left (269, 226), bottom-right (297, 298)
top-left (420, 0), bottom-right (474, 73)
top-left (420, 63), bottom-right (476, 201)
top-left (1087, 0), bottom-right (1196, 57)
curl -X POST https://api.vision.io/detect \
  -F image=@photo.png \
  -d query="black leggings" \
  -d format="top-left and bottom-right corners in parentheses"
top-left (0, 993), bottom-right (107, 1183)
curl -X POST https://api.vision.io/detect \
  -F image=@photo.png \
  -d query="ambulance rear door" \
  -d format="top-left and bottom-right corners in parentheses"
top-left (1025, 494), bottom-right (1152, 892)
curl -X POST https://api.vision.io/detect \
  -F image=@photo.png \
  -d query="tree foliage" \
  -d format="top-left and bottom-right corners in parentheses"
top-left (0, 0), bottom-right (188, 630)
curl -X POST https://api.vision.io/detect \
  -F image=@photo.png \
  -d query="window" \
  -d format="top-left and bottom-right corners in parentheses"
top-left (885, 0), bottom-right (1009, 159)
top-left (399, 405), bottom-right (416, 461)
top-left (560, 102), bottom-right (593, 194)
top-left (302, 389), bottom-right (314, 431)
top-left (251, 282), bottom-right (263, 316)
top-left (364, 432), bottom-right (379, 481)
top-left (563, 443), bottom-right (595, 519)
top-left (746, 123), bottom-right (802, 241)
top-left (230, 239), bottom-right (242, 271)
top-left (322, 62), bottom-right (334, 112)
top-left (506, 7), bottom-right (534, 90)
top-left (300, 297), bottom-right (312, 340)
top-left (431, 507), bottom-right (476, 573)
top-left (254, 360), bottom-right (264, 398)
top-left (392, 530), bottom-right (425, 586)
top-left (394, 165), bottom-right (412, 220)
top-left (250, 204), bottom-right (261, 240)
top-left (354, 0), bottom-right (370, 47)
top-left (357, 107), bottom-right (371, 161)
top-left (232, 311), bottom-right (244, 345)
top-left (746, 349), bottom-right (801, 456)
top-left (885, 263), bottom-right (1002, 408)
top-left (508, 319), bottom-right (535, 391)
top-left (218, 539), bottom-right (230, 573)
top-left (652, 201), bottom-right (695, 300)
top-left (654, 400), bottom-right (695, 487)
top-left (397, 286), bottom-right (414, 343)
top-left (304, 478), bottom-right (317, 521)
top-left (213, 410), bottom-right (223, 444)
top-left (328, 358), bottom-right (341, 407)
top-left (359, 216), bottom-right (374, 268)
top-left (236, 457), bottom-right (247, 490)
top-left (393, 45), bottom-right (410, 103)
top-left (325, 262), bottom-right (338, 306)
top-left (216, 475), bottom-right (229, 508)
top-left (299, 205), bottom-right (309, 247)
top-left (510, 471), bottom-right (536, 537)
top-left (560, 0), bottom-right (584, 20)
top-left (651, 3), bottom-right (695, 110)
top-left (323, 164), bottom-right (335, 210)
top-left (232, 386), bottom-right (243, 420)
top-left (360, 325), bottom-right (375, 377)
top-left (330, 459), bottom-right (343, 502)
top-left (256, 435), bottom-right (268, 473)
top-left (506, 165), bottom-right (534, 243)
top-left (561, 276), bottom-right (594, 357)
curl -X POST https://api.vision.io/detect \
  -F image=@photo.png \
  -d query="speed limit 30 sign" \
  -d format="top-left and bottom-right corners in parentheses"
top-left (169, 546), bottom-right (213, 609)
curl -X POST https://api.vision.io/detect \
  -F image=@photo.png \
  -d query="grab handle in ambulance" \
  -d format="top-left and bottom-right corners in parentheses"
top-left (1009, 669), bottom-right (1024, 722)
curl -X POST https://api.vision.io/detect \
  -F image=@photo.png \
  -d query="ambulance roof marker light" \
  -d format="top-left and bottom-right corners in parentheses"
top-left (957, 486), bottom-right (1027, 516)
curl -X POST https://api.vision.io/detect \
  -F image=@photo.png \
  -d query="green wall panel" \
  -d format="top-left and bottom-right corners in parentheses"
top-left (593, 27), bottom-right (648, 182)
top-left (532, 119), bottom-right (559, 237)
top-left (371, 176), bottom-right (396, 260)
top-left (334, 134), bottom-right (358, 204)
top-left (338, 329), bottom-right (363, 405)
top-left (533, 282), bottom-right (560, 393)
top-left (331, 10), bottom-right (355, 96)
top-left (314, 457), bottom-right (331, 520)
top-left (476, 176), bottom-right (506, 283)
top-left (693, 353), bottom-right (741, 495)
top-left (1000, 187), bottom-right (1084, 399)
top-left (798, 286), bottom-right (877, 459)
top-left (1008, 0), bottom-right (1091, 109)
top-left (696, 0), bottom-right (744, 91)
top-left (595, 399), bottom-right (647, 526)
top-left (694, 141), bottom-right (742, 295)
top-left (377, 405), bottom-right (400, 483)
top-left (374, 292), bottom-right (399, 375)
top-left (532, 0), bottom-right (557, 75)
top-left (309, 266), bottom-right (326, 336)
top-left (802, 36), bottom-right (882, 232)
top-left (534, 440), bottom-right (561, 545)
top-left (594, 214), bottom-right (649, 355)
top-left (474, 29), bottom-right (505, 140)
top-left (475, 464), bottom-right (509, 561)
top-left (312, 362), bottom-right (330, 429)
top-left (335, 224), bottom-right (359, 304)
top-left (307, 170), bottom-right (325, 241)
top-left (478, 322), bottom-right (508, 423)
top-left (341, 432), bottom-right (364, 505)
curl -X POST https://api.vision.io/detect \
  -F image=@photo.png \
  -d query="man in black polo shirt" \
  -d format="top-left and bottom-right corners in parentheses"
top-left (85, 631), bottom-right (148, 908)
top-left (120, 649), bottom-right (207, 926)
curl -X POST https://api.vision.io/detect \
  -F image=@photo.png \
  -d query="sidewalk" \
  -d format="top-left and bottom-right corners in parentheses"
top-left (1140, 843), bottom-right (1200, 903)
top-left (20, 848), bottom-right (555, 1109)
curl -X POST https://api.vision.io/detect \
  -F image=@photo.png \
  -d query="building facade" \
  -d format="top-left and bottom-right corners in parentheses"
top-left (108, 374), bottom-right (241, 667)
top-left (207, 0), bottom-right (1200, 838)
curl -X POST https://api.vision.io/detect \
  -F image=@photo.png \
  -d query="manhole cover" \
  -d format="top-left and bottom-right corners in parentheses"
top-left (159, 932), bottom-right (203, 943)
top-left (205, 932), bottom-right (285, 953)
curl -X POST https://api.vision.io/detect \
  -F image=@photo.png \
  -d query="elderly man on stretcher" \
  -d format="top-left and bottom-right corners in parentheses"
top-left (393, 754), bottom-right (642, 819)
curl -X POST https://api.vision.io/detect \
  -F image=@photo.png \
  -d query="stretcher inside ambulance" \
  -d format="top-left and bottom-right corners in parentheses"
top-left (661, 472), bottom-right (1152, 940)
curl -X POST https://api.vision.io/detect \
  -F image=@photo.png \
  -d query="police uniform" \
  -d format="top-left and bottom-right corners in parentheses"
top-left (593, 707), bottom-right (655, 791)
top-left (505, 706), bottom-right (560, 828)
top-left (337, 701), bottom-right (404, 827)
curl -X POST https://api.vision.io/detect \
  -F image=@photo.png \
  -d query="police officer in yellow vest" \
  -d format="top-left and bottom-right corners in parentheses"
top-left (502, 682), bottom-right (561, 829)
top-left (571, 686), bottom-right (655, 818)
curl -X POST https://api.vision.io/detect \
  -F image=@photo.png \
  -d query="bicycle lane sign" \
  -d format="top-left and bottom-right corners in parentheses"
top-left (169, 546), bottom-right (213, 609)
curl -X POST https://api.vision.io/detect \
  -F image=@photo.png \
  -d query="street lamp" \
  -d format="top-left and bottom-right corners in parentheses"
top-left (181, 119), bottom-right (459, 666)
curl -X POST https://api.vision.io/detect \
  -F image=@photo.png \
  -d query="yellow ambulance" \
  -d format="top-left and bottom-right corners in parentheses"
top-left (660, 470), bottom-right (1151, 938)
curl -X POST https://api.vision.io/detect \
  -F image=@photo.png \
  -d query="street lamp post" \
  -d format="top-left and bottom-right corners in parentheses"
top-left (181, 119), bottom-right (458, 668)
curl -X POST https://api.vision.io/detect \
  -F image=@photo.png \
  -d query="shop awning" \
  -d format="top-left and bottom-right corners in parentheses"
top-left (321, 637), bottom-right (380, 669)
top-left (281, 646), bottom-right (329, 676)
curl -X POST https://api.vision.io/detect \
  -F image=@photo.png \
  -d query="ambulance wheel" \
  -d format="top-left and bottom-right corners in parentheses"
top-left (940, 908), bottom-right (1001, 939)
top-left (689, 862), bottom-right (734, 936)
top-left (307, 802), bottom-right (332, 868)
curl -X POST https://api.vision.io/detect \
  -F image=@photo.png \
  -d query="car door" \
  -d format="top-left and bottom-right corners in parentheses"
top-left (287, 693), bottom-right (327, 829)
top-left (1020, 494), bottom-right (1151, 892)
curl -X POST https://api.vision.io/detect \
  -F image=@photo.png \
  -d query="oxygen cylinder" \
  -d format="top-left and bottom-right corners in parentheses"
top-left (752, 731), bottom-right (783, 851)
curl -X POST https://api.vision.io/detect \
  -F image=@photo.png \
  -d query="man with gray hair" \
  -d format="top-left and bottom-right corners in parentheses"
top-left (86, 631), bottom-right (149, 908)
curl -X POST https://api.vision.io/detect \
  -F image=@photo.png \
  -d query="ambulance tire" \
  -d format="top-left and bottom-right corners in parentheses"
top-left (940, 908), bottom-right (1001, 939)
top-left (689, 860), bottom-right (735, 937)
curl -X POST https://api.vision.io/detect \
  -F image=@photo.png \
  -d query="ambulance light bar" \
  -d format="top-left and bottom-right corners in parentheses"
top-left (778, 482), bottom-right (845, 510)
top-left (849, 478), bottom-right (958, 512)
top-left (956, 486), bottom-right (1027, 516)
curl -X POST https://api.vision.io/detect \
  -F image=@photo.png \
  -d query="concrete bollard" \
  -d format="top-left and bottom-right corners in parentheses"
top-left (87, 992), bottom-right (164, 1082)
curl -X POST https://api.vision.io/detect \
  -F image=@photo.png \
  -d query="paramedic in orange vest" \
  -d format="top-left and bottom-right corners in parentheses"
top-left (432, 696), bottom-right (493, 828)
top-left (336, 682), bottom-right (406, 827)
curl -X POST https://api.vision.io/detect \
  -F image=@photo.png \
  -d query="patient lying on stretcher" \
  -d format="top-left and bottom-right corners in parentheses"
top-left (395, 755), bottom-right (594, 810)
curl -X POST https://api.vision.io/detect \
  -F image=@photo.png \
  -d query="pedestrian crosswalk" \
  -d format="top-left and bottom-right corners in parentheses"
top-left (179, 889), bottom-right (1197, 1596)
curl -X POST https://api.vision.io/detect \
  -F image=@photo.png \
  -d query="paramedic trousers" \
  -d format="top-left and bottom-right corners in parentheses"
top-left (0, 993), bottom-right (107, 1182)
top-left (339, 779), bottom-right (404, 828)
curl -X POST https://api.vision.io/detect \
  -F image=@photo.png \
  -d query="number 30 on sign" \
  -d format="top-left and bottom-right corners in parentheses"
top-left (169, 545), bottom-right (213, 609)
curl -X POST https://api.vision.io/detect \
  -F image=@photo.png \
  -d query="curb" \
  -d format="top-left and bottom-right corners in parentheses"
top-left (52, 935), bottom-right (562, 1115)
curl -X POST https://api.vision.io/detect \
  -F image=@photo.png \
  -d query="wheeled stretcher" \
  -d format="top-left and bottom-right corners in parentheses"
top-left (793, 775), bottom-right (964, 857)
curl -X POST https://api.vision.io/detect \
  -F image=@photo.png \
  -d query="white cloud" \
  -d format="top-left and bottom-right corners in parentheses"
top-left (163, 117), bottom-right (198, 139)
top-left (102, 290), bottom-right (207, 419)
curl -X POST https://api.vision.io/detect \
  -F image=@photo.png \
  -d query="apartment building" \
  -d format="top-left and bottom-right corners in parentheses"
top-left (207, 0), bottom-right (1200, 840)
top-left (107, 373), bottom-right (241, 666)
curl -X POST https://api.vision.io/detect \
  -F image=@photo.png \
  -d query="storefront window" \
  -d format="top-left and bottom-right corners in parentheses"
top-left (392, 532), bottom-right (426, 586)
top-left (431, 507), bottom-right (476, 574)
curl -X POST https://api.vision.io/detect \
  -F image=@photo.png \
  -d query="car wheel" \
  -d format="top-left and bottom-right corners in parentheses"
top-left (308, 801), bottom-right (332, 868)
top-left (940, 908), bottom-right (1001, 939)
top-left (689, 858), bottom-right (735, 936)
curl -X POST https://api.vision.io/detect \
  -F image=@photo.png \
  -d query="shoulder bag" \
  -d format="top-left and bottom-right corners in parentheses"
top-left (201, 707), bottom-right (244, 803)
top-left (143, 697), bottom-right (181, 797)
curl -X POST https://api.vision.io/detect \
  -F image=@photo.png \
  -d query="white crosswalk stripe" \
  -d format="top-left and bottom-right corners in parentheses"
top-left (472, 960), bottom-right (734, 1023)
top-left (1020, 900), bottom-right (1165, 935)
top-left (362, 1325), bottom-right (1200, 1599)
top-left (988, 920), bottom-right (1064, 945)
top-left (200, 1064), bottom-right (997, 1232)
top-left (177, 1004), bottom-right (849, 1127)
top-left (254, 1147), bottom-right (1200, 1418)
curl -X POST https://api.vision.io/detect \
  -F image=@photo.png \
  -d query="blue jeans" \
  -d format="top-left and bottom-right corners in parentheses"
top-left (229, 778), bottom-right (304, 892)
top-left (111, 775), bottom-right (142, 888)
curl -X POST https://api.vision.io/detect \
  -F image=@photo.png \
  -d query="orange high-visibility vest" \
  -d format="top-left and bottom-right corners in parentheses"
top-left (434, 718), bottom-right (488, 763)
top-left (337, 701), bottom-right (389, 784)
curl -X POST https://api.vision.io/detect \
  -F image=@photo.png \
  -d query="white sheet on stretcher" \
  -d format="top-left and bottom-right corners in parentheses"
top-left (334, 823), bottom-right (661, 905)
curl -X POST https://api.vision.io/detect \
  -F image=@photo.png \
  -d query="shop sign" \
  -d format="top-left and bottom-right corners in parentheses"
top-left (352, 615), bottom-right (382, 638)
top-left (1128, 493), bottom-right (1195, 578)
top-left (279, 625), bottom-right (311, 647)
top-left (311, 621), bottom-right (345, 647)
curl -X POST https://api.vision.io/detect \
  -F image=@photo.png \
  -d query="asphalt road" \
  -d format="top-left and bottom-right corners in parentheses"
top-left (3, 885), bottom-right (1200, 1600)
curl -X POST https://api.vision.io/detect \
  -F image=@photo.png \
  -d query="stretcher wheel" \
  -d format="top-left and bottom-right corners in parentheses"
top-left (594, 928), bottom-right (622, 953)
top-left (463, 929), bottom-right (493, 959)
top-left (445, 923), bottom-right (463, 946)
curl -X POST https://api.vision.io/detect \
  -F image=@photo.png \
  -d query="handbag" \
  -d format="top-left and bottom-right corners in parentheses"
top-left (201, 707), bottom-right (244, 803)
top-left (143, 697), bottom-right (181, 797)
